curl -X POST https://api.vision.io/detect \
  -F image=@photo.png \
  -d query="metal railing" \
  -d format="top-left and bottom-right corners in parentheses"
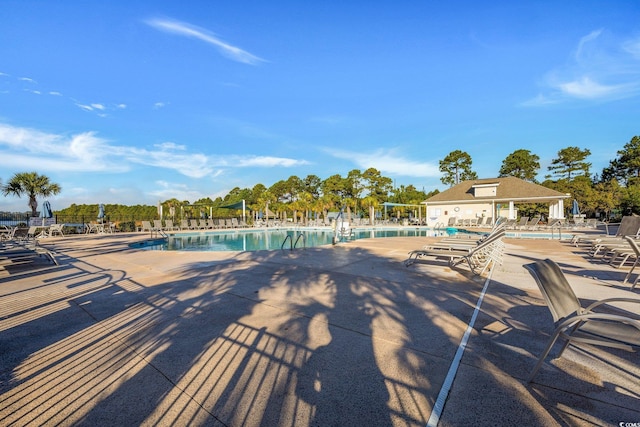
top-left (0, 212), bottom-right (31, 227)
top-left (281, 233), bottom-right (306, 251)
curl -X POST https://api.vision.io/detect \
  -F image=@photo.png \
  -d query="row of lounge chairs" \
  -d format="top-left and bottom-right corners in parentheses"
top-left (503, 216), bottom-right (541, 230)
top-left (140, 218), bottom-right (250, 232)
top-left (501, 216), bottom-right (562, 230)
top-left (404, 222), bottom-right (506, 276)
top-left (500, 216), bottom-right (600, 231)
top-left (571, 216), bottom-right (640, 289)
top-left (448, 217), bottom-right (494, 228)
top-left (449, 215), bottom-right (590, 230)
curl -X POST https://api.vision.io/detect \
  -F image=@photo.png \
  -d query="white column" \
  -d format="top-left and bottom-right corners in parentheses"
top-left (508, 201), bottom-right (515, 219)
top-left (548, 200), bottom-right (566, 219)
top-left (492, 201), bottom-right (495, 222)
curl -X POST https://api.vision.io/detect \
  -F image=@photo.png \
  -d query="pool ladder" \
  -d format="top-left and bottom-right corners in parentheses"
top-left (281, 233), bottom-right (306, 251)
top-left (549, 221), bottom-right (562, 240)
top-left (150, 229), bottom-right (169, 240)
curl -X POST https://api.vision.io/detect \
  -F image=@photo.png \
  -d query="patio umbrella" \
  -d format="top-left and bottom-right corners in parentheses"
top-left (571, 199), bottom-right (581, 216)
top-left (41, 200), bottom-right (53, 226)
top-left (98, 204), bottom-right (105, 222)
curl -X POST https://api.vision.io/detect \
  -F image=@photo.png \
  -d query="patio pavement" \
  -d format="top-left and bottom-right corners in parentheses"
top-left (0, 231), bottom-right (638, 426)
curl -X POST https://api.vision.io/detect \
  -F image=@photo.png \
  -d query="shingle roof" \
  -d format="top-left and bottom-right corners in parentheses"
top-left (425, 177), bottom-right (569, 203)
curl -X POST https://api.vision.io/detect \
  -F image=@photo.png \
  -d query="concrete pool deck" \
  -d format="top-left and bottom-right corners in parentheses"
top-left (1, 232), bottom-right (639, 426)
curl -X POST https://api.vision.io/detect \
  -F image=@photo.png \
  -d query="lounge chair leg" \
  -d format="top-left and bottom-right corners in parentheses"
top-left (623, 258), bottom-right (639, 284)
top-left (405, 254), bottom-right (415, 266)
top-left (527, 332), bottom-right (562, 383)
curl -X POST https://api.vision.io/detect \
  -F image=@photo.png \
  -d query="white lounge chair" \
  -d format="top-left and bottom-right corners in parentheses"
top-left (515, 217), bottom-right (529, 229)
top-left (49, 223), bottom-right (65, 236)
top-left (140, 221), bottom-right (154, 232)
top-left (164, 220), bottom-right (179, 231)
top-left (524, 216), bottom-right (541, 230)
top-left (0, 226), bottom-right (18, 243)
top-left (0, 246), bottom-right (58, 265)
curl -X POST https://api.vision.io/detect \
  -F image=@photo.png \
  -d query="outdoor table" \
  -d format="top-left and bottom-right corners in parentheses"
top-left (85, 222), bottom-right (112, 235)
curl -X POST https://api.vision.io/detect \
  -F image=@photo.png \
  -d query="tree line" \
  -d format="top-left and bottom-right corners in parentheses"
top-left (2, 136), bottom-right (640, 222)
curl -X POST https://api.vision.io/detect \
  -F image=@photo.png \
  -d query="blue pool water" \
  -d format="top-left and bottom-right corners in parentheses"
top-left (134, 227), bottom-right (464, 252)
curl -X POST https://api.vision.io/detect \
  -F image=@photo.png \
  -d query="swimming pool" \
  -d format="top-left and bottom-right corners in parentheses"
top-left (134, 227), bottom-right (464, 252)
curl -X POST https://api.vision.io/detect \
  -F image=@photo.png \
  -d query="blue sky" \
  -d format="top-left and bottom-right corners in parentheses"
top-left (1, 1), bottom-right (639, 212)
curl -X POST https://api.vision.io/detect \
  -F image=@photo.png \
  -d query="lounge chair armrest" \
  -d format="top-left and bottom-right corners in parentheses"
top-left (422, 244), bottom-right (473, 251)
top-left (584, 297), bottom-right (640, 314)
top-left (557, 312), bottom-right (640, 331)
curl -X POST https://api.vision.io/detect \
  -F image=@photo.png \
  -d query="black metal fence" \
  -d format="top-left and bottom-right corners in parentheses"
top-left (0, 212), bottom-right (32, 227)
top-left (0, 213), bottom-right (156, 233)
top-left (0, 212), bottom-right (252, 234)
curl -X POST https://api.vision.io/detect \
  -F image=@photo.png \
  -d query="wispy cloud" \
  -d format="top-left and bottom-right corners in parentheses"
top-left (121, 145), bottom-right (215, 178)
top-left (325, 147), bottom-right (440, 178)
top-left (1, 74), bottom-right (124, 115)
top-left (73, 100), bottom-right (126, 117)
top-left (148, 181), bottom-right (208, 202)
top-left (76, 103), bottom-right (95, 112)
top-left (575, 29), bottom-right (603, 59)
top-left (557, 76), bottom-right (632, 99)
top-left (230, 155), bottom-right (310, 168)
top-left (155, 141), bottom-right (185, 151)
top-left (0, 123), bottom-right (308, 179)
top-left (146, 17), bottom-right (265, 65)
top-left (523, 29), bottom-right (640, 106)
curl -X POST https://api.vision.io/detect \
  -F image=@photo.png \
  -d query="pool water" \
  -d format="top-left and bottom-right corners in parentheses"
top-left (136, 227), bottom-right (464, 252)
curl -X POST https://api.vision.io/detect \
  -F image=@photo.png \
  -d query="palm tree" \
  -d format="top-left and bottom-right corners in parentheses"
top-left (297, 191), bottom-right (314, 225)
top-left (317, 194), bottom-right (336, 224)
top-left (2, 172), bottom-right (62, 217)
top-left (361, 196), bottom-right (379, 225)
top-left (258, 191), bottom-right (276, 223)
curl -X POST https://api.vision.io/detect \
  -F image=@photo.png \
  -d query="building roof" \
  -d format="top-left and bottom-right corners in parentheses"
top-left (424, 177), bottom-right (570, 204)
